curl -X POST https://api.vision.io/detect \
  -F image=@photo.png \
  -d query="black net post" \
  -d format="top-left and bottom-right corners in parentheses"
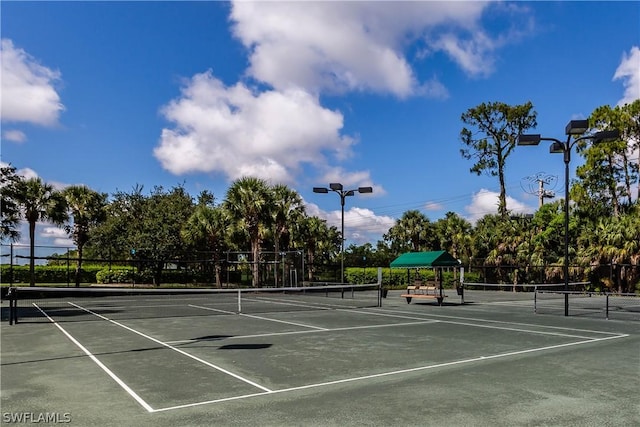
top-left (8, 287), bottom-right (16, 325)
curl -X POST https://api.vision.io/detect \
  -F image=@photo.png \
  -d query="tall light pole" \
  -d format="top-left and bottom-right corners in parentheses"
top-left (518, 120), bottom-right (619, 316)
top-left (313, 183), bottom-right (373, 283)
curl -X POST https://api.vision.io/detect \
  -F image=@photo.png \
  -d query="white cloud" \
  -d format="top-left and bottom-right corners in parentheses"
top-left (157, 2), bottom-right (530, 195)
top-left (427, 31), bottom-right (496, 77)
top-left (613, 46), bottom-right (640, 106)
top-left (155, 71), bottom-right (354, 184)
top-left (318, 167), bottom-right (386, 196)
top-left (41, 226), bottom-right (73, 247)
top-left (0, 39), bottom-right (64, 126)
top-left (464, 189), bottom-right (532, 223)
top-left (304, 200), bottom-right (395, 245)
top-left (230, 1), bottom-right (495, 97)
top-left (2, 129), bottom-right (27, 143)
top-left (15, 166), bottom-right (39, 180)
top-left (424, 202), bottom-right (444, 211)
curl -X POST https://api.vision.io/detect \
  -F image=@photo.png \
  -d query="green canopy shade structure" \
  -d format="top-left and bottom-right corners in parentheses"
top-left (390, 251), bottom-right (460, 269)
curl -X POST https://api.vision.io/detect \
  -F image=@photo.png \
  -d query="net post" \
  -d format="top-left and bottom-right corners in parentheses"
top-left (8, 288), bottom-right (15, 325)
top-left (237, 288), bottom-right (242, 314)
top-left (378, 267), bottom-right (383, 307)
top-left (534, 286), bottom-right (537, 314)
top-left (605, 294), bottom-right (609, 320)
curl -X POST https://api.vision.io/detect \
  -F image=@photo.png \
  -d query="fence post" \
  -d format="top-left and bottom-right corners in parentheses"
top-left (10, 243), bottom-right (13, 286)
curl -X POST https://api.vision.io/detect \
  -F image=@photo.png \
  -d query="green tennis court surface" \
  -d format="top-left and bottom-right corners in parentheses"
top-left (1, 288), bottom-right (638, 426)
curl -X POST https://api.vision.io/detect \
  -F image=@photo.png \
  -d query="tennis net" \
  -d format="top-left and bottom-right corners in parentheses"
top-left (462, 282), bottom-right (589, 292)
top-left (4, 283), bottom-right (381, 324)
top-left (534, 290), bottom-right (640, 321)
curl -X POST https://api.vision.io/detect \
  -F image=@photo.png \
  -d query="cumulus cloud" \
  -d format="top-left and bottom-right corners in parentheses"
top-left (2, 129), bottom-right (27, 143)
top-left (318, 166), bottom-right (385, 196)
top-left (613, 46), bottom-right (640, 106)
top-left (156, 2), bottom-right (528, 185)
top-left (155, 70), bottom-right (354, 184)
top-left (41, 226), bottom-right (73, 247)
top-left (0, 39), bottom-right (64, 126)
top-left (464, 189), bottom-right (531, 223)
top-left (230, 1), bottom-right (499, 96)
top-left (305, 200), bottom-right (395, 245)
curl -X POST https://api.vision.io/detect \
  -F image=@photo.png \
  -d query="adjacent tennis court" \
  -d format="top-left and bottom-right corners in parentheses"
top-left (1, 286), bottom-right (638, 426)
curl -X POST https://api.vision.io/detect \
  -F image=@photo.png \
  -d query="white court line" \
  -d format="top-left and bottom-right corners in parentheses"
top-left (32, 304), bottom-right (155, 413)
top-left (347, 308), bottom-right (605, 339)
top-left (188, 304), bottom-right (236, 315)
top-left (38, 302), bottom-right (630, 414)
top-left (475, 300), bottom-right (533, 306)
top-left (249, 295), bottom-right (377, 311)
top-left (164, 320), bottom-right (440, 344)
top-left (68, 302), bottom-right (272, 393)
top-left (370, 307), bottom-right (626, 337)
top-left (244, 297), bottom-right (332, 311)
top-left (239, 313), bottom-right (329, 330)
top-left (188, 303), bottom-right (328, 330)
top-left (152, 333), bottom-right (629, 413)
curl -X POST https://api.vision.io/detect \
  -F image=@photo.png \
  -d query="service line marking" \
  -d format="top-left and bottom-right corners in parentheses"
top-left (68, 302), bottom-right (272, 394)
top-left (152, 333), bottom-right (629, 413)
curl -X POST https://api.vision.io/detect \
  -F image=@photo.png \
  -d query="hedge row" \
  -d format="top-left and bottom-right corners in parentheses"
top-left (1, 264), bottom-right (479, 288)
top-left (344, 267), bottom-right (480, 289)
top-left (1, 265), bottom-right (102, 284)
top-left (0, 265), bottom-right (220, 285)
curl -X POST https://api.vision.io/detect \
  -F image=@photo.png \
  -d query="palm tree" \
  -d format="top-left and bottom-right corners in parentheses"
top-left (435, 211), bottom-right (472, 261)
top-left (224, 177), bottom-right (273, 287)
top-left (384, 210), bottom-right (435, 252)
top-left (63, 185), bottom-right (107, 286)
top-left (581, 207), bottom-right (640, 293)
top-left (296, 216), bottom-right (339, 281)
top-left (182, 199), bottom-right (228, 288)
top-left (14, 178), bottom-right (67, 286)
top-left (270, 184), bottom-right (305, 286)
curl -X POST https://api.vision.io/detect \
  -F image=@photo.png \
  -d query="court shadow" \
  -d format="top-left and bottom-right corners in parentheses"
top-left (192, 335), bottom-right (234, 341)
top-left (218, 343), bottom-right (272, 350)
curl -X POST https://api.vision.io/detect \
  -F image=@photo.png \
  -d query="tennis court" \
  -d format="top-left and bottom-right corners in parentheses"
top-left (1, 286), bottom-right (638, 426)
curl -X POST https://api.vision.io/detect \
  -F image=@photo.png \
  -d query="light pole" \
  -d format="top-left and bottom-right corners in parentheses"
top-left (313, 183), bottom-right (373, 283)
top-left (518, 120), bottom-right (619, 316)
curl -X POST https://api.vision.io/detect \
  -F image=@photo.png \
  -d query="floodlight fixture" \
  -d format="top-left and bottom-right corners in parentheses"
top-left (312, 182), bottom-right (374, 283)
top-left (565, 119), bottom-right (589, 135)
top-left (517, 134), bottom-right (542, 146)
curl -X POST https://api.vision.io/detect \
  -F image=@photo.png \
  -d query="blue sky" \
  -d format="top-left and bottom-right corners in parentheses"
top-left (1, 1), bottom-right (639, 252)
